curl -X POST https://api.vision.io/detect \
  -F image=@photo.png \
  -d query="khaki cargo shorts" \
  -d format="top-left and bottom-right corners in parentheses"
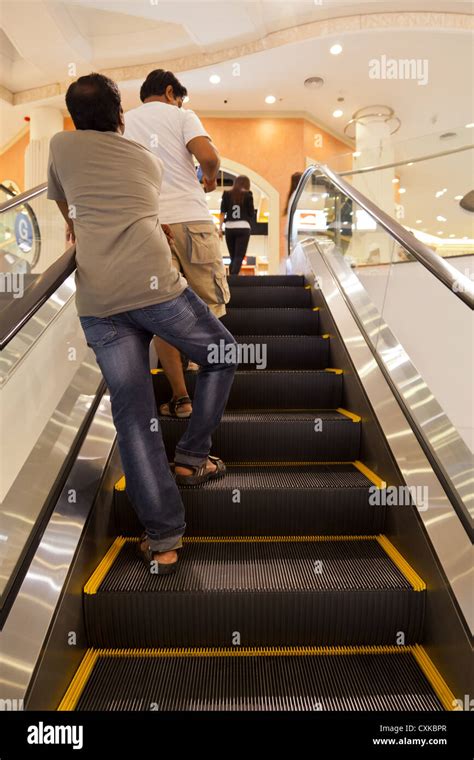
top-left (168, 220), bottom-right (230, 318)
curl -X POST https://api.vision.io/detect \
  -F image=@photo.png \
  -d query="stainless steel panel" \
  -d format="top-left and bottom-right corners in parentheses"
top-left (0, 396), bottom-right (116, 703)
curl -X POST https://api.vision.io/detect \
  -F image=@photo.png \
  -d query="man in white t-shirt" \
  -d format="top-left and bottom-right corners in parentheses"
top-left (125, 69), bottom-right (230, 419)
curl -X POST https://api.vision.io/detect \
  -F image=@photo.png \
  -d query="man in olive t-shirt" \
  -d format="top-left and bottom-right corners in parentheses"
top-left (47, 74), bottom-right (237, 573)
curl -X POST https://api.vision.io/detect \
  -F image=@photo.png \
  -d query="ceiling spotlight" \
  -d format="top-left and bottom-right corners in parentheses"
top-left (437, 231), bottom-right (444, 235)
top-left (407, 162), bottom-right (414, 166)
top-left (330, 43), bottom-right (343, 55)
top-left (209, 74), bottom-right (221, 84)
top-left (416, 220), bottom-right (422, 224)
top-left (454, 195), bottom-right (463, 200)
top-left (392, 178), bottom-right (399, 183)
top-left (333, 109), bottom-right (343, 118)
top-left (399, 188), bottom-right (406, 194)
top-left (352, 151), bottom-right (361, 157)
top-left (436, 215), bottom-right (447, 222)
top-left (465, 123), bottom-right (474, 128)
top-left (265, 95), bottom-right (276, 104)
top-left (435, 189), bottom-right (447, 198)
top-left (449, 234), bottom-right (456, 238)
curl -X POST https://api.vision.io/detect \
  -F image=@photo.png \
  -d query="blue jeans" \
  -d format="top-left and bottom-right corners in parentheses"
top-left (80, 287), bottom-right (237, 552)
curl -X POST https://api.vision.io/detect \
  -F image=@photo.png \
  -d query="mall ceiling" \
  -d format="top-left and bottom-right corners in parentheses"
top-left (1, 1), bottom-right (472, 240)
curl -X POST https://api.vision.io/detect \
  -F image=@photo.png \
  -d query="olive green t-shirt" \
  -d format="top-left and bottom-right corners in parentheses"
top-left (47, 129), bottom-right (186, 317)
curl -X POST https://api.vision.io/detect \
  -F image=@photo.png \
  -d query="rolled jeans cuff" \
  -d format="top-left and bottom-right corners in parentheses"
top-left (146, 533), bottom-right (184, 553)
top-left (174, 446), bottom-right (208, 468)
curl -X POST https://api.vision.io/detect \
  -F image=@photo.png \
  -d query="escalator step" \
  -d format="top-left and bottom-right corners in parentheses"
top-left (229, 286), bottom-right (312, 308)
top-left (159, 335), bottom-right (330, 371)
top-left (114, 463), bottom-right (386, 537)
top-left (61, 645), bottom-right (448, 712)
top-left (159, 411), bottom-right (361, 461)
top-left (231, 335), bottom-right (329, 369)
top-left (84, 536), bottom-right (425, 648)
top-left (221, 308), bottom-right (320, 335)
top-left (154, 370), bottom-right (342, 410)
top-left (227, 275), bottom-right (305, 287)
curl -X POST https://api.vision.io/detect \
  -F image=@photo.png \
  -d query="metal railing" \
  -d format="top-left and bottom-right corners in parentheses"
top-left (289, 163), bottom-right (474, 309)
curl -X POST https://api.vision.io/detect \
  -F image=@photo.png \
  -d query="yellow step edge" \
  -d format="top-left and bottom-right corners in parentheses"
top-left (325, 368), bottom-right (343, 374)
top-left (304, 284), bottom-right (312, 290)
top-left (411, 644), bottom-right (459, 711)
top-left (85, 536), bottom-right (425, 593)
top-left (181, 535), bottom-right (376, 543)
top-left (376, 535), bottom-right (426, 592)
top-left (321, 332), bottom-right (330, 338)
top-left (57, 644), bottom-right (456, 712)
top-left (312, 306), bottom-right (321, 311)
top-left (115, 461), bottom-right (384, 490)
top-left (84, 537), bottom-right (127, 595)
top-left (352, 460), bottom-right (386, 489)
top-left (150, 368), bottom-right (164, 374)
top-left (336, 408), bottom-right (361, 423)
top-left (57, 649), bottom-right (99, 711)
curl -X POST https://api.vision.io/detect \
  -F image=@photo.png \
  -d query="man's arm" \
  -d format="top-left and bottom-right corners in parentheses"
top-left (187, 136), bottom-right (220, 192)
top-left (55, 201), bottom-right (75, 244)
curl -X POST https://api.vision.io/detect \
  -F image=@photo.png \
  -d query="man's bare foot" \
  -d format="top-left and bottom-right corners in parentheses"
top-left (175, 458), bottom-right (217, 477)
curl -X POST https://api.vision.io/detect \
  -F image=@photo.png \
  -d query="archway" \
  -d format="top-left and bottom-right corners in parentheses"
top-left (219, 157), bottom-right (280, 275)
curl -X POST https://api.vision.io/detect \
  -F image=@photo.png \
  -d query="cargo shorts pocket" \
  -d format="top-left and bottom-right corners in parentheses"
top-left (186, 222), bottom-right (221, 264)
top-left (215, 272), bottom-right (230, 305)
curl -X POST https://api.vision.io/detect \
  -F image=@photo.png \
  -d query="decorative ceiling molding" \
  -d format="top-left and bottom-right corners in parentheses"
top-left (3, 11), bottom-right (473, 107)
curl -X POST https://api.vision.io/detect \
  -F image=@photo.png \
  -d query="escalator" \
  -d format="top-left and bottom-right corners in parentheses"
top-left (0, 167), bottom-right (472, 717)
top-left (58, 274), bottom-right (453, 711)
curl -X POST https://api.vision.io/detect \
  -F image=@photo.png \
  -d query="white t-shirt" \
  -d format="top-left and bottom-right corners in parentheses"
top-left (124, 101), bottom-right (211, 225)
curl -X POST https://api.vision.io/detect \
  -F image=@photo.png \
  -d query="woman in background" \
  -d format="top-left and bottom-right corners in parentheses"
top-left (284, 171), bottom-right (303, 240)
top-left (219, 175), bottom-right (255, 275)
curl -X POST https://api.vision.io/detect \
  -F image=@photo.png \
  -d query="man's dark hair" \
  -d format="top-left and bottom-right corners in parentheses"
top-left (65, 73), bottom-right (122, 132)
top-left (140, 69), bottom-right (187, 102)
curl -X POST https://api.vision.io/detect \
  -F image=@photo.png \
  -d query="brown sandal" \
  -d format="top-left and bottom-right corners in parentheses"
top-left (136, 533), bottom-right (182, 575)
top-left (159, 396), bottom-right (192, 418)
top-left (174, 455), bottom-right (226, 486)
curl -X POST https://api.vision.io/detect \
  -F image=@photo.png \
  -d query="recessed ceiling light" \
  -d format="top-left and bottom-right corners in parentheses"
top-left (330, 44), bottom-right (343, 55)
top-left (449, 234), bottom-right (456, 238)
top-left (352, 151), bottom-right (361, 157)
top-left (465, 123), bottom-right (474, 128)
top-left (332, 109), bottom-right (343, 118)
top-left (454, 195), bottom-right (463, 200)
top-left (436, 215), bottom-right (447, 222)
top-left (399, 188), bottom-right (406, 194)
top-left (392, 178), bottom-right (399, 184)
top-left (435, 189), bottom-right (447, 198)
top-left (407, 162), bottom-right (414, 166)
top-left (209, 74), bottom-right (221, 84)
top-left (437, 231), bottom-right (443, 235)
top-left (416, 219), bottom-right (422, 224)
top-left (265, 95), bottom-right (276, 104)
top-left (311, 195), bottom-right (318, 202)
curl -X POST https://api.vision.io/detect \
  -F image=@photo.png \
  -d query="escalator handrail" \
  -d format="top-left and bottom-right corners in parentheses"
top-left (0, 182), bottom-right (47, 212)
top-left (0, 246), bottom-right (76, 351)
top-left (289, 163), bottom-right (474, 309)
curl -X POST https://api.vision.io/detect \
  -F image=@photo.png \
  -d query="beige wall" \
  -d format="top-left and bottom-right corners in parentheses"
top-left (1, 114), bottom-right (351, 259)
top-left (201, 116), bottom-right (350, 258)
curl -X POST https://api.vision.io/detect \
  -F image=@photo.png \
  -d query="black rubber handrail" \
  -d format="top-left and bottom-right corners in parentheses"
top-left (289, 163), bottom-right (474, 309)
top-left (0, 246), bottom-right (76, 351)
